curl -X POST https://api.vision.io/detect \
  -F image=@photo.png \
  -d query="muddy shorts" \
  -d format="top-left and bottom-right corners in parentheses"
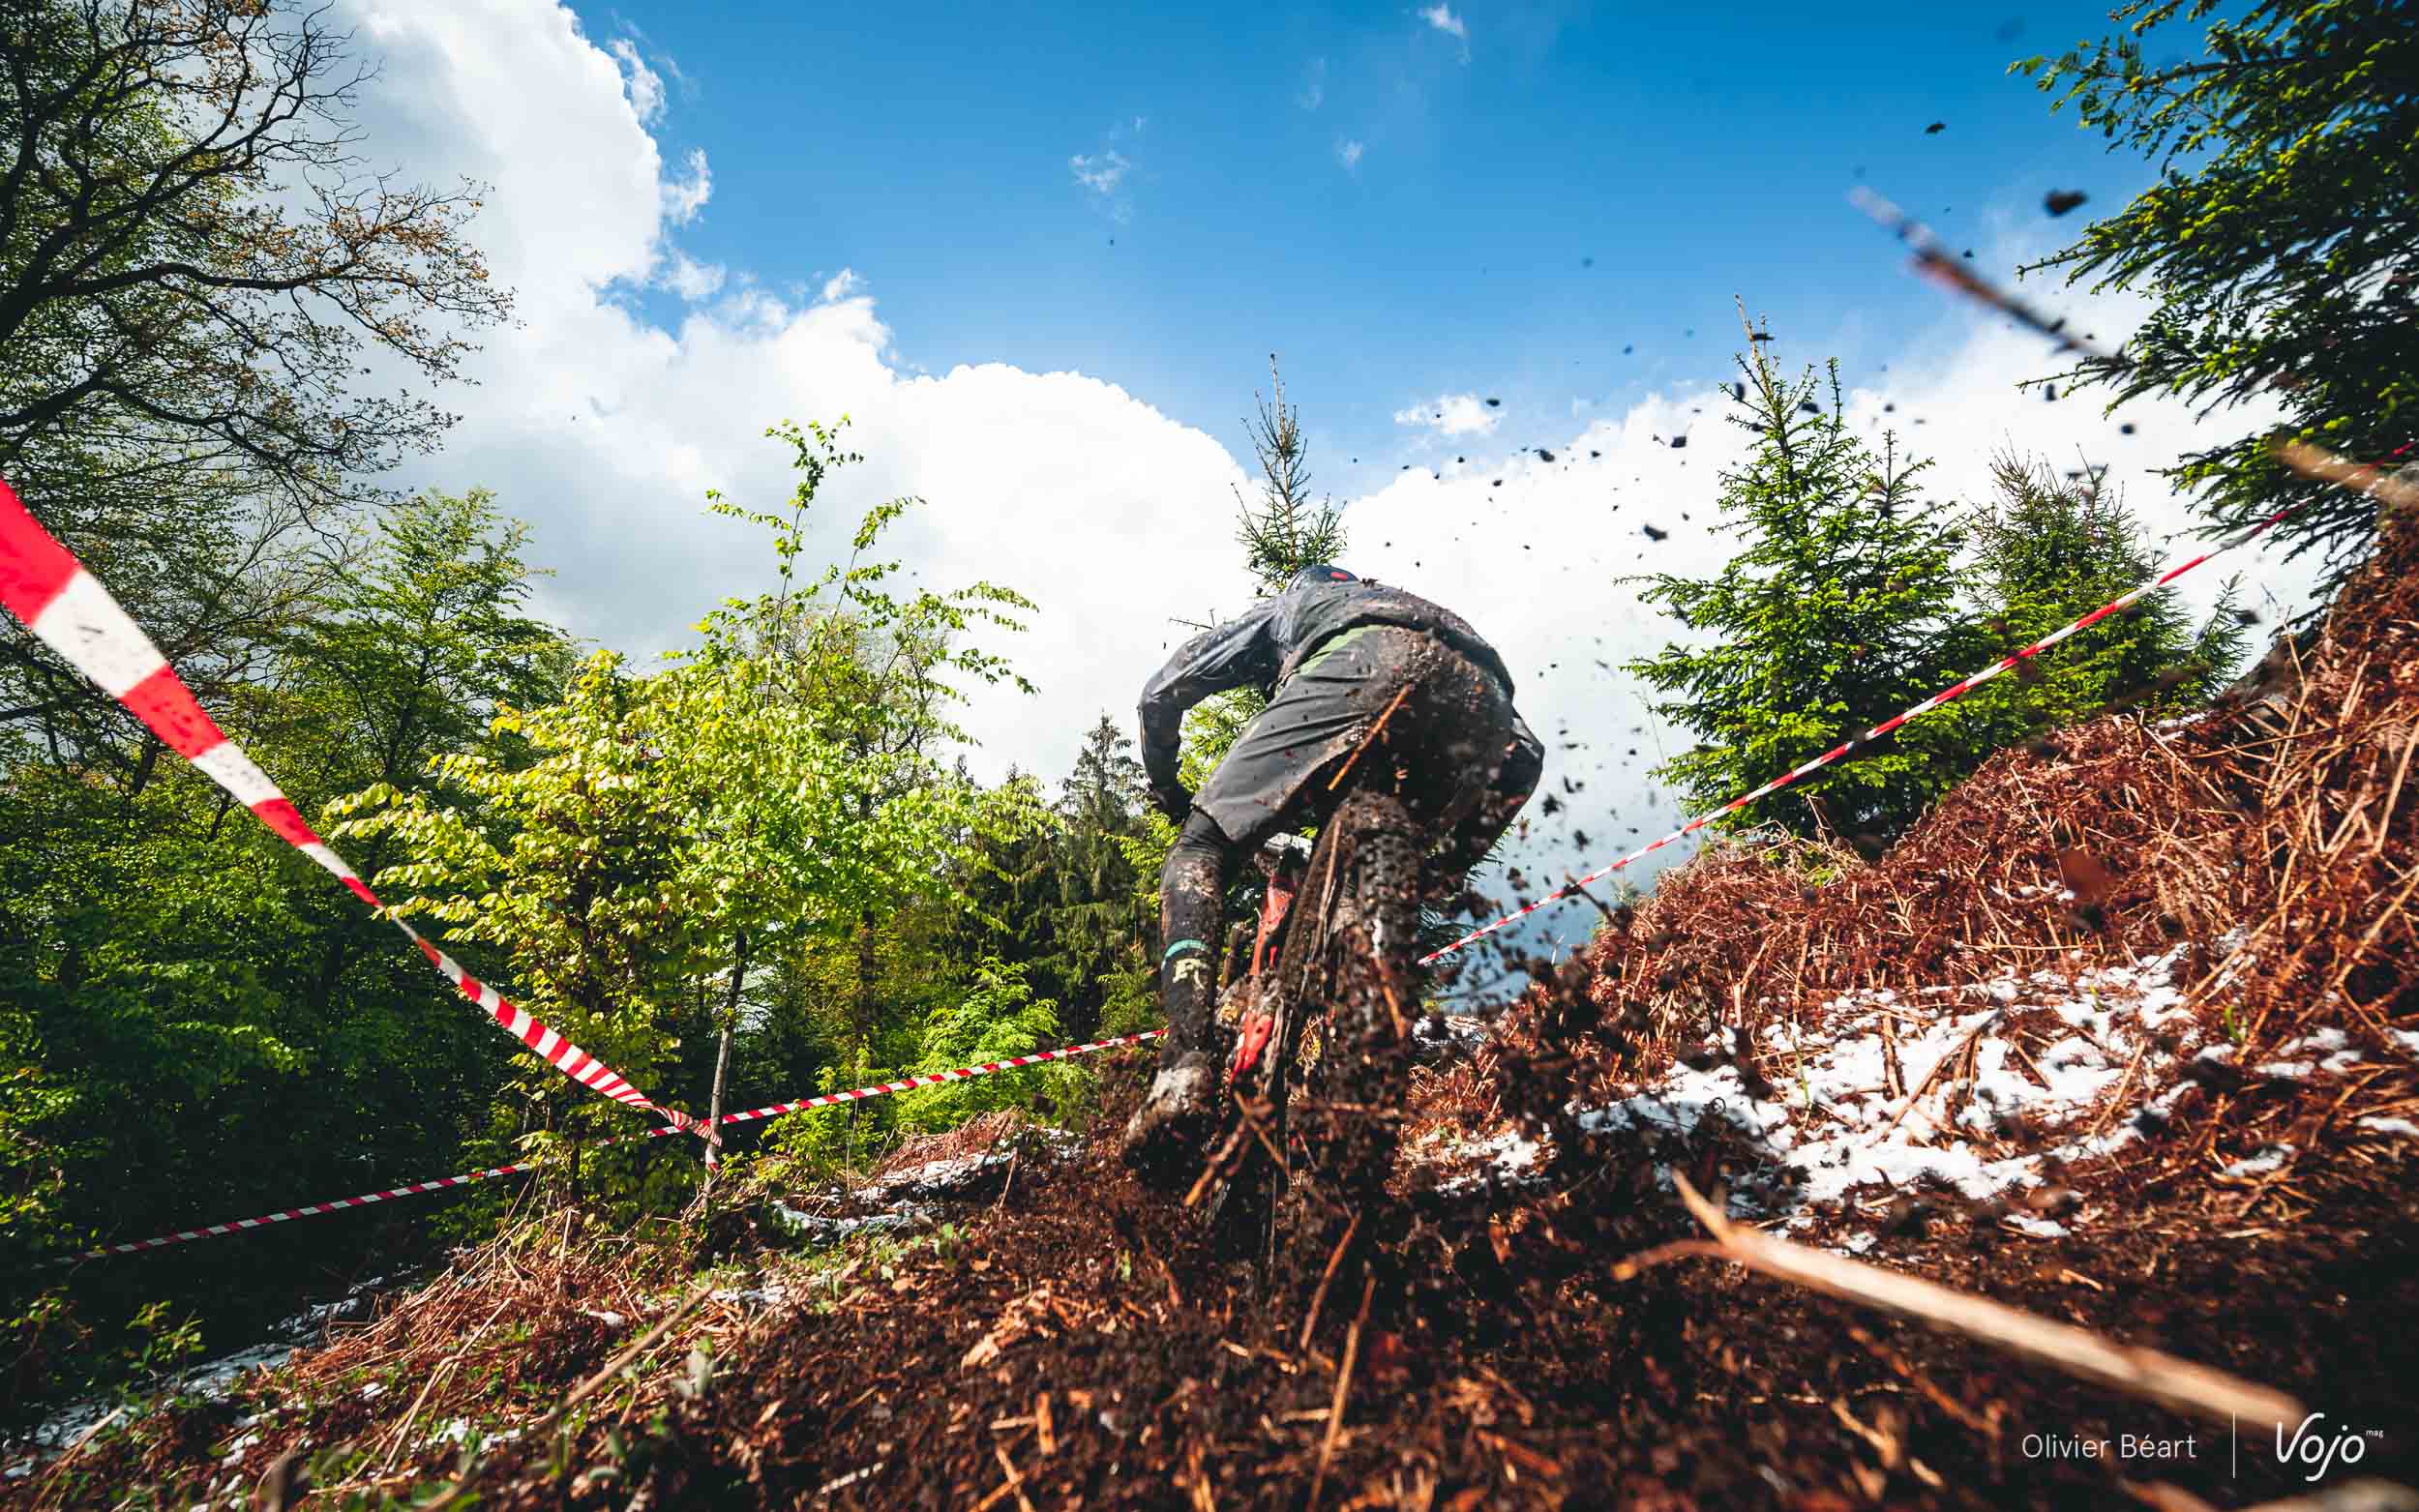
top-left (1193, 624), bottom-right (1518, 852)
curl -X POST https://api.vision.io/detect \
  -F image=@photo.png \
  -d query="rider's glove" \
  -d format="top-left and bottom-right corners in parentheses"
top-left (1151, 780), bottom-right (1193, 825)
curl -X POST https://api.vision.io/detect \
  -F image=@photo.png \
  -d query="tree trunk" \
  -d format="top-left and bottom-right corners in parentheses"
top-left (848, 909), bottom-right (878, 1143)
top-left (699, 930), bottom-right (752, 1206)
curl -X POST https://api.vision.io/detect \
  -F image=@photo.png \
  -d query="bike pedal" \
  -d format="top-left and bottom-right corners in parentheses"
top-left (1229, 1009), bottom-right (1276, 1082)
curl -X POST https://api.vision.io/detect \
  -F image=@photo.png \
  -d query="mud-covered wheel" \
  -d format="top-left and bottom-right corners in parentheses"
top-left (1306, 789), bottom-right (1424, 1204)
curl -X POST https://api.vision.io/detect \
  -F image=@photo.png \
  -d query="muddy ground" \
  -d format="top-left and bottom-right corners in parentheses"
top-left (28, 1052), bottom-right (2416, 1511)
top-left (18, 500), bottom-right (2419, 1512)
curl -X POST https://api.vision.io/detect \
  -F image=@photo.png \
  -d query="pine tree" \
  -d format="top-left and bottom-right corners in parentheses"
top-left (1233, 353), bottom-right (1348, 593)
top-left (1178, 355), bottom-right (1352, 790)
top-left (1927, 454), bottom-right (2251, 752)
top-left (2019, 0), bottom-right (2417, 605)
top-left (1622, 327), bottom-right (1974, 846)
top-left (1041, 716), bottom-right (1154, 1042)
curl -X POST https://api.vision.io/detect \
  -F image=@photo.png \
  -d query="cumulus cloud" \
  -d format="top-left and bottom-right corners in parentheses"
top-left (661, 250), bottom-right (724, 302)
top-left (1394, 394), bottom-right (1500, 436)
top-left (1419, 4), bottom-right (1467, 39)
top-left (606, 36), bottom-right (663, 123)
top-left (660, 146), bottom-right (711, 225)
top-left (325, 0), bottom-right (1253, 805)
top-left (320, 0), bottom-right (2327, 994)
top-left (1419, 3), bottom-right (1469, 53)
top-left (1335, 137), bottom-right (1364, 169)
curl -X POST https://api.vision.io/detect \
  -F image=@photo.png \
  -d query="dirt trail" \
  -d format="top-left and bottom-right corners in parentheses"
top-left (25, 522), bottom-right (2419, 1510)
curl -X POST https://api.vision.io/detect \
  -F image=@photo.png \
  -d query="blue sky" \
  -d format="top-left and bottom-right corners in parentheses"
top-left (585, 0), bottom-right (2165, 493)
top-left (325, 0), bottom-right (2304, 993)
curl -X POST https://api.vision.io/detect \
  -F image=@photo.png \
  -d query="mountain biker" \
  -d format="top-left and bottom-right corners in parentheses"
top-left (1121, 563), bottom-right (1543, 1182)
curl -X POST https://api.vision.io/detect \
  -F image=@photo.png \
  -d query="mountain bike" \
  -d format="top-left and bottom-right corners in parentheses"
top-left (1184, 787), bottom-right (1430, 1272)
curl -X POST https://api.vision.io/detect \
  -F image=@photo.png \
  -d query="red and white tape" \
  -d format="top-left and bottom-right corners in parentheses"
top-left (45, 1031), bottom-right (1165, 1264)
top-left (1419, 497), bottom-right (2306, 964)
top-left (0, 480), bottom-right (711, 1141)
top-left (1425, 192), bottom-right (2419, 966)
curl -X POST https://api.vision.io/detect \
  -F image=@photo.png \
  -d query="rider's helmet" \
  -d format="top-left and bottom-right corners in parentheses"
top-left (1288, 564), bottom-right (1358, 591)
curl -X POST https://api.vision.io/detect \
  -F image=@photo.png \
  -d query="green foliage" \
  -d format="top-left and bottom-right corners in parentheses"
top-left (1, 493), bottom-right (567, 1422)
top-left (1623, 341), bottom-right (1976, 844)
top-left (900, 958), bottom-right (1075, 1133)
top-left (2017, 0), bottom-right (2418, 602)
top-left (0, 0), bottom-right (511, 782)
top-left (0, 0), bottom-right (1150, 1429)
top-left (1925, 455), bottom-right (2252, 755)
top-left (1627, 331), bottom-right (2256, 854)
top-left (331, 422), bottom-right (1049, 1197)
top-left (326, 650), bottom-right (702, 1177)
top-left (1180, 357), bottom-right (1353, 789)
top-left (1038, 718), bottom-right (1157, 1042)
top-left (1232, 356), bottom-right (1348, 595)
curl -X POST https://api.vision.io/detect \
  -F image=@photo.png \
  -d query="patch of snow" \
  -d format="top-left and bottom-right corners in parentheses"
top-left (2357, 1116), bottom-right (2419, 1138)
top-left (2219, 1144), bottom-right (2294, 1179)
top-left (770, 1201), bottom-right (931, 1245)
top-left (710, 1283), bottom-right (792, 1312)
top-left (1441, 945), bottom-right (2234, 1257)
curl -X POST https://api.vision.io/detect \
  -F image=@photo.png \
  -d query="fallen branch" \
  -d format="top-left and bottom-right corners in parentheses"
top-left (1307, 1274), bottom-right (1376, 1512)
top-left (1327, 684), bottom-right (1413, 793)
top-left (2271, 440), bottom-right (2419, 521)
top-left (1297, 1211), bottom-right (1362, 1353)
top-left (1628, 1174), bottom-right (2305, 1436)
top-left (416, 1281), bottom-right (717, 1510)
top-left (1880, 1011), bottom-right (2001, 1138)
top-left (28, 1405), bottom-right (126, 1499)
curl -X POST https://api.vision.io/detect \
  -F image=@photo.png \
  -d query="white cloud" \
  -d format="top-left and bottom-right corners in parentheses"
top-left (1413, 4), bottom-right (1471, 55)
top-left (1394, 393), bottom-right (1500, 436)
top-left (661, 250), bottom-right (724, 302)
top-left (606, 36), bottom-right (663, 123)
top-left (1299, 57), bottom-right (1326, 110)
top-left (322, 0), bottom-right (1254, 803)
top-left (318, 0), bottom-right (2331, 992)
top-left (1336, 137), bottom-right (1364, 169)
top-left (660, 146), bottom-right (711, 225)
top-left (1068, 149), bottom-right (1129, 196)
top-left (1339, 258), bottom-right (2325, 933)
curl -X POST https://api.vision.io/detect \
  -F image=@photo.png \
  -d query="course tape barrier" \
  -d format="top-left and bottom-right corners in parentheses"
top-left (45, 1031), bottom-right (1166, 1264)
top-left (1419, 496), bottom-right (2303, 964)
top-left (1422, 193), bottom-right (2419, 967)
top-left (0, 479), bottom-right (710, 1141)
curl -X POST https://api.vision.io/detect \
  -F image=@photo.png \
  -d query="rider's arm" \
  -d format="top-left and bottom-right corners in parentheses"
top-left (1136, 601), bottom-right (1285, 795)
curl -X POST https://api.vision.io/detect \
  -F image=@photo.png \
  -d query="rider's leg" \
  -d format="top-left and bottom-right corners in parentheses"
top-left (1157, 808), bottom-right (1239, 1059)
top-left (1429, 709), bottom-right (1544, 885)
top-left (1121, 809), bottom-right (1241, 1178)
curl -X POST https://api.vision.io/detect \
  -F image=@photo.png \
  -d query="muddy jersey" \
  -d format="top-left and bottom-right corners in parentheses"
top-left (1137, 580), bottom-right (1520, 790)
